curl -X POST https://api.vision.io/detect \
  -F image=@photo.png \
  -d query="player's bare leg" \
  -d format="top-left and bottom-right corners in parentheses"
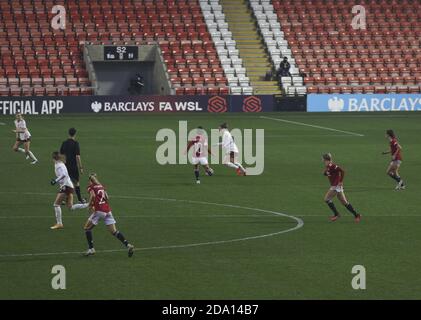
top-left (107, 224), bottom-right (134, 257)
top-left (394, 167), bottom-right (405, 189)
top-left (51, 193), bottom-right (66, 229)
top-left (83, 221), bottom-right (96, 256)
top-left (337, 192), bottom-right (361, 223)
top-left (24, 141), bottom-right (38, 164)
top-left (12, 141), bottom-right (27, 159)
top-left (387, 162), bottom-right (405, 190)
top-left (324, 189), bottom-right (341, 221)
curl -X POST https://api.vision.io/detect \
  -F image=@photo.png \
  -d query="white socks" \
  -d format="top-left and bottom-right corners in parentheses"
top-left (54, 205), bottom-right (62, 225)
top-left (225, 162), bottom-right (239, 169)
top-left (71, 203), bottom-right (89, 210)
top-left (27, 151), bottom-right (37, 161)
top-left (235, 163), bottom-right (245, 172)
top-left (18, 148), bottom-right (37, 162)
top-left (54, 203), bottom-right (88, 225)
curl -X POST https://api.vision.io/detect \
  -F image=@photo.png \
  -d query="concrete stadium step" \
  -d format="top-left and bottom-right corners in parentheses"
top-left (220, 0), bottom-right (281, 94)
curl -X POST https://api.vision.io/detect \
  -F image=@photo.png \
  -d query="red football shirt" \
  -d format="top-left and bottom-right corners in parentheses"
top-left (390, 138), bottom-right (402, 161)
top-left (87, 184), bottom-right (111, 213)
top-left (325, 163), bottom-right (344, 186)
top-left (192, 134), bottom-right (208, 158)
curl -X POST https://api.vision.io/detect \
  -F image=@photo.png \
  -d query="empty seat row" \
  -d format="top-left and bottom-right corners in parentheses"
top-left (0, 0), bottom-right (227, 96)
top-left (271, 0), bottom-right (421, 93)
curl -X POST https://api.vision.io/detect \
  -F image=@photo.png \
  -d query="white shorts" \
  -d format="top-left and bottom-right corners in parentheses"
top-left (88, 211), bottom-right (116, 226)
top-left (191, 157), bottom-right (208, 165)
top-left (390, 160), bottom-right (402, 167)
top-left (225, 146), bottom-right (239, 154)
top-left (330, 185), bottom-right (344, 193)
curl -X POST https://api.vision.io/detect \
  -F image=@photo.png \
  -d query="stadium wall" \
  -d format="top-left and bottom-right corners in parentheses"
top-left (93, 62), bottom-right (154, 95)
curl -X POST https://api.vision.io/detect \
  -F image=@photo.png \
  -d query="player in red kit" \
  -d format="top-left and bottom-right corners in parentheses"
top-left (382, 129), bottom-right (405, 190)
top-left (322, 153), bottom-right (361, 223)
top-left (83, 173), bottom-right (134, 257)
top-left (186, 126), bottom-right (214, 184)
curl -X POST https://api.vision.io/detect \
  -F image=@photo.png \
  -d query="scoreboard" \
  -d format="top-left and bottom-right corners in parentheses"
top-left (104, 46), bottom-right (139, 61)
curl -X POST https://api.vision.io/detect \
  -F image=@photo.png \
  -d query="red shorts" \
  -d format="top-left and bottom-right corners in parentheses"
top-left (59, 186), bottom-right (74, 195)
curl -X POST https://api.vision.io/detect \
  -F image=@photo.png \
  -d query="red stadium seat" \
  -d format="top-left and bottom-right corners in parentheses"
top-left (184, 87), bottom-right (196, 95)
top-left (207, 87), bottom-right (219, 95)
top-left (0, 0), bottom-right (222, 96)
top-left (175, 87), bottom-right (185, 95)
top-left (219, 87), bottom-right (229, 95)
top-left (271, 0), bottom-right (421, 93)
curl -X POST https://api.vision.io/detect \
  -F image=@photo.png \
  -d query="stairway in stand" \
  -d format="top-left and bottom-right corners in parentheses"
top-left (220, 0), bottom-right (281, 94)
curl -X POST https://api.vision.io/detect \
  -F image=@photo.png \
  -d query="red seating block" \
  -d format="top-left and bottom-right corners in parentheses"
top-left (1, 0), bottom-right (222, 96)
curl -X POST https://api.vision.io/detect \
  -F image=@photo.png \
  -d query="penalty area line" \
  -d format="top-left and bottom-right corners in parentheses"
top-left (259, 116), bottom-right (365, 137)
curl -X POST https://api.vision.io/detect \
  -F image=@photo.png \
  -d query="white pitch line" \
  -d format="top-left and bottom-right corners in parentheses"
top-left (0, 193), bottom-right (304, 259)
top-left (0, 214), bottom-right (279, 219)
top-left (0, 214), bottom-right (418, 218)
top-left (260, 116), bottom-right (365, 137)
top-left (0, 122), bottom-right (6, 125)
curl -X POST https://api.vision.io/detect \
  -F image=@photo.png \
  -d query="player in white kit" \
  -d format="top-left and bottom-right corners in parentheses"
top-left (217, 122), bottom-right (246, 176)
top-left (186, 126), bottom-right (214, 184)
top-left (49, 151), bottom-right (89, 230)
top-left (12, 113), bottom-right (38, 164)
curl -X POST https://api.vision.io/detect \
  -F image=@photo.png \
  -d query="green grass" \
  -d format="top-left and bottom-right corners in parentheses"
top-left (0, 112), bottom-right (420, 299)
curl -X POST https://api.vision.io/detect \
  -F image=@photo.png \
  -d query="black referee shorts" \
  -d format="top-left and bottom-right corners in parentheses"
top-left (67, 165), bottom-right (79, 183)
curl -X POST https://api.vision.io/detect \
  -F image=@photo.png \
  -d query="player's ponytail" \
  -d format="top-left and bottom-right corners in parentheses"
top-left (89, 173), bottom-right (100, 185)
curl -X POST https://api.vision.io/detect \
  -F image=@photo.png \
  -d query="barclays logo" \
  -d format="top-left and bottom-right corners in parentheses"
top-left (91, 101), bottom-right (102, 113)
top-left (328, 97), bottom-right (345, 112)
top-left (308, 94), bottom-right (421, 112)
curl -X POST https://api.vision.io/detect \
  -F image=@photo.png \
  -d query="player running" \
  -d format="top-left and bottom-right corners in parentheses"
top-left (382, 129), bottom-right (405, 190)
top-left (322, 153), bottom-right (361, 223)
top-left (12, 113), bottom-right (38, 164)
top-left (60, 128), bottom-right (85, 203)
top-left (83, 173), bottom-right (135, 257)
top-left (186, 126), bottom-right (214, 184)
top-left (216, 122), bottom-right (246, 176)
top-left (50, 152), bottom-right (89, 230)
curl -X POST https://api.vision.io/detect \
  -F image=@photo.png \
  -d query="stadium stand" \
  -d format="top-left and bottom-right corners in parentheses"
top-left (2, 0), bottom-right (420, 97)
top-left (0, 0), bottom-right (231, 96)
top-left (199, 0), bottom-right (253, 95)
top-left (249, 0), bottom-right (306, 96)
top-left (271, 0), bottom-right (421, 94)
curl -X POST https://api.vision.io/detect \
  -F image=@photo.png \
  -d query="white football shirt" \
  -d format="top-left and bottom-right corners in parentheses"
top-left (14, 119), bottom-right (31, 140)
top-left (221, 129), bottom-right (239, 154)
top-left (54, 161), bottom-right (74, 189)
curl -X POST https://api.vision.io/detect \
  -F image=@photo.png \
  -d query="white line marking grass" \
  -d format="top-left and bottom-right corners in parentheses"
top-left (260, 116), bottom-right (365, 137)
top-left (0, 192), bottom-right (304, 259)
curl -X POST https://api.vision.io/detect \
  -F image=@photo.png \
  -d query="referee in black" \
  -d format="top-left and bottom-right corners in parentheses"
top-left (60, 128), bottom-right (85, 203)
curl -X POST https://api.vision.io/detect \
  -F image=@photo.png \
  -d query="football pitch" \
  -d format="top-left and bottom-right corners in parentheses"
top-left (0, 112), bottom-right (420, 299)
